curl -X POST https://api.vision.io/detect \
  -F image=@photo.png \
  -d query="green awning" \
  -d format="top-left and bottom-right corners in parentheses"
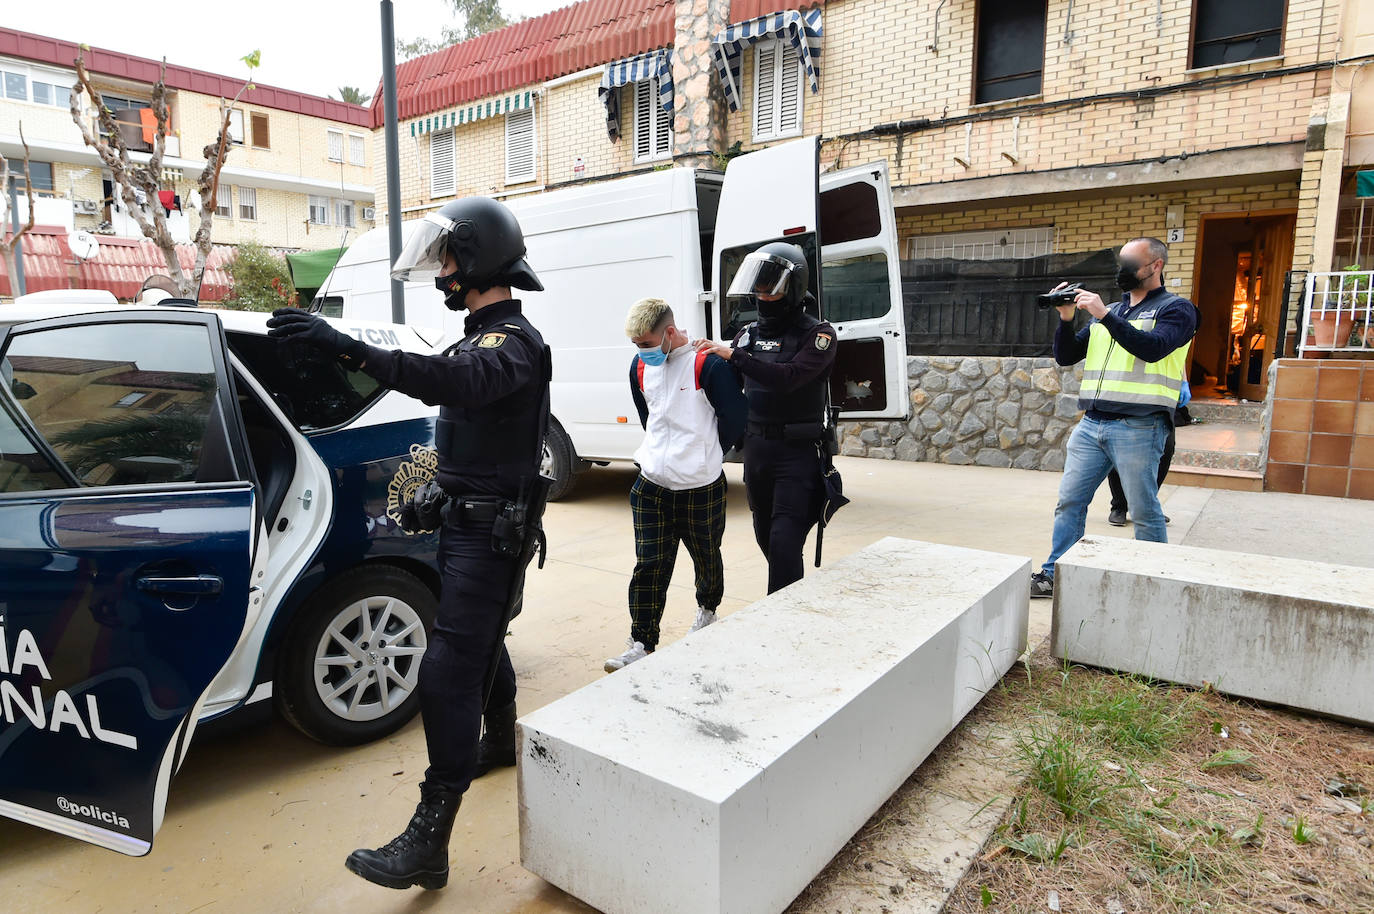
top-left (286, 247), bottom-right (347, 295)
top-left (1358, 169), bottom-right (1374, 198)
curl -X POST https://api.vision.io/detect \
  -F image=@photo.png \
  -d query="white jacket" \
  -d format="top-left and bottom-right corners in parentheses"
top-left (633, 346), bottom-right (723, 490)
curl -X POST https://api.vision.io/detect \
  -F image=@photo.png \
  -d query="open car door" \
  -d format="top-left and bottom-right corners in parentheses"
top-left (818, 161), bottom-right (909, 419)
top-left (0, 310), bottom-right (264, 856)
top-left (711, 138), bottom-right (908, 419)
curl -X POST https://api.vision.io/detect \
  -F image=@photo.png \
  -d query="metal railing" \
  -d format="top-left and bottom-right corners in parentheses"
top-left (1298, 270), bottom-right (1374, 355)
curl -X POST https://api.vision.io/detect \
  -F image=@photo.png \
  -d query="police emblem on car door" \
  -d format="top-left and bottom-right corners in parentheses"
top-left (0, 311), bottom-right (263, 855)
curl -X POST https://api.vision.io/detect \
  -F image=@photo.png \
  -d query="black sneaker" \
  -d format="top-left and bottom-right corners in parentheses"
top-left (1108, 507), bottom-right (1128, 526)
top-left (1030, 571), bottom-right (1054, 599)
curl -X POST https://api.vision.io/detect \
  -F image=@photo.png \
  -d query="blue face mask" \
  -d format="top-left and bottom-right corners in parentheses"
top-left (638, 346), bottom-right (668, 367)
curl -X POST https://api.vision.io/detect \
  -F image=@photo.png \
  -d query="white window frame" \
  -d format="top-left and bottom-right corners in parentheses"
top-left (505, 108), bottom-right (537, 185)
top-left (0, 61), bottom-right (74, 109)
top-left (348, 133), bottom-right (366, 166)
top-left (215, 184), bottom-right (233, 218)
top-left (752, 38), bottom-right (804, 143)
top-left (327, 129), bottom-right (344, 163)
top-left (238, 185), bottom-right (257, 221)
top-left (430, 129), bottom-right (456, 198)
top-left (308, 195), bottom-right (330, 225)
top-left (632, 78), bottom-right (672, 165)
top-left (334, 198), bottom-right (355, 228)
top-left (226, 108), bottom-right (245, 145)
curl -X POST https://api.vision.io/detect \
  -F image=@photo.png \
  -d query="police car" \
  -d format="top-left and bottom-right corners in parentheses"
top-left (0, 292), bottom-right (446, 856)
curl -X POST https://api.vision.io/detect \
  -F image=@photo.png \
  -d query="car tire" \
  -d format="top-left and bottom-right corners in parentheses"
top-left (541, 417), bottom-right (579, 501)
top-left (276, 565), bottom-right (436, 746)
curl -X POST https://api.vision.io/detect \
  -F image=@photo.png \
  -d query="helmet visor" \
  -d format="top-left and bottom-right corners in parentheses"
top-left (390, 213), bottom-right (456, 282)
top-left (727, 251), bottom-right (799, 298)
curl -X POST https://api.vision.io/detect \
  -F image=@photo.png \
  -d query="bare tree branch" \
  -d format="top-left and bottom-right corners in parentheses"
top-left (0, 123), bottom-right (39, 298)
top-left (69, 50), bottom-right (257, 298)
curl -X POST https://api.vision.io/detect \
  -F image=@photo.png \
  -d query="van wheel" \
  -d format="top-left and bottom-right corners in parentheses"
top-left (276, 566), bottom-right (436, 746)
top-left (541, 418), bottom-right (579, 501)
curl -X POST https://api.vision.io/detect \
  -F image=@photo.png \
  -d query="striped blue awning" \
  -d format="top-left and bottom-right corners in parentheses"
top-left (711, 8), bottom-right (823, 113)
top-left (598, 48), bottom-right (674, 141)
top-left (409, 91), bottom-right (534, 136)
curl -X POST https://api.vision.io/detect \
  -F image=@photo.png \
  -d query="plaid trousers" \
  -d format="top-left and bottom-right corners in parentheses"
top-left (628, 473), bottom-right (727, 650)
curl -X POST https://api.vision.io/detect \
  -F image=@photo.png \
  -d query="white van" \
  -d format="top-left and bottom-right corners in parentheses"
top-left (318, 138), bottom-right (910, 497)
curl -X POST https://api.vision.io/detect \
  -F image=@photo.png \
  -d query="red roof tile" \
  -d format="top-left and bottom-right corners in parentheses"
top-left (0, 27), bottom-right (371, 128)
top-left (374, 0), bottom-right (821, 126)
top-left (1, 225), bottom-right (234, 301)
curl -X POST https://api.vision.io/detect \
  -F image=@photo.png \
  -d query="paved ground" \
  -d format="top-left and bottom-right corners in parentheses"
top-left (4, 458), bottom-right (1371, 913)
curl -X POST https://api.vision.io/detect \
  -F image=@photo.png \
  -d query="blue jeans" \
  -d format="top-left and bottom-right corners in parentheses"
top-left (1042, 414), bottom-right (1170, 577)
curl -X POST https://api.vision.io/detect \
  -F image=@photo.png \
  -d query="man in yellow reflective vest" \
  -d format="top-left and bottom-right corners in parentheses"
top-left (1030, 237), bottom-right (1197, 598)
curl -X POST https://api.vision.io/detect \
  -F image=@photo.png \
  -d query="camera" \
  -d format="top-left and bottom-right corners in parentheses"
top-left (1036, 282), bottom-right (1083, 309)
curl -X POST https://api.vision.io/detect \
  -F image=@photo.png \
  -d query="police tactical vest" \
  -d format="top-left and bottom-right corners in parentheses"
top-left (436, 312), bottom-right (546, 494)
top-left (741, 312), bottom-right (829, 435)
top-left (1080, 295), bottom-right (1190, 414)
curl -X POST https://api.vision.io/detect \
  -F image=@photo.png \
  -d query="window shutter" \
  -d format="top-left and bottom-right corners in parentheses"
top-left (430, 129), bottom-right (455, 197)
top-left (754, 43), bottom-right (777, 138)
top-left (634, 80), bottom-right (653, 161)
top-left (778, 42), bottom-right (801, 135)
top-left (327, 130), bottom-right (344, 162)
top-left (349, 134), bottom-right (365, 166)
top-left (506, 108), bottom-right (536, 184)
top-left (654, 82), bottom-right (672, 157)
top-left (251, 112), bottom-right (270, 148)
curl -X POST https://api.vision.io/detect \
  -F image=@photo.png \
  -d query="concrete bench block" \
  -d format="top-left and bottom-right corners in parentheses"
top-left (517, 537), bottom-right (1029, 914)
top-left (1052, 536), bottom-right (1374, 725)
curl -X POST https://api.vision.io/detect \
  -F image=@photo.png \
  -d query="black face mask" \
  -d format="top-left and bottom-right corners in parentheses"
top-left (435, 271), bottom-right (471, 311)
top-left (1115, 260), bottom-right (1145, 293)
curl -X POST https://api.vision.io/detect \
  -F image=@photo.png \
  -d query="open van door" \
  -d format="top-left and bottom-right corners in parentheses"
top-left (0, 310), bottom-right (265, 856)
top-left (819, 161), bottom-right (908, 420)
top-left (712, 138), bottom-right (908, 420)
top-left (711, 137), bottom-right (821, 343)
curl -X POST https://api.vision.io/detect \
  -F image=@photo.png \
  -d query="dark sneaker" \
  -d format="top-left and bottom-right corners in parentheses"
top-left (1029, 571), bottom-right (1054, 599)
top-left (1108, 507), bottom-right (1128, 526)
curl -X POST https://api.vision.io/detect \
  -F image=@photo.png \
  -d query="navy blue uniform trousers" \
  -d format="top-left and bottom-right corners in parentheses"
top-left (743, 435), bottom-right (823, 594)
top-left (420, 515), bottom-right (518, 794)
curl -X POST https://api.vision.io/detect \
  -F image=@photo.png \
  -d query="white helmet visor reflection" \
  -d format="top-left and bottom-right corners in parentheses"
top-left (726, 251), bottom-right (798, 298)
top-left (390, 213), bottom-right (456, 282)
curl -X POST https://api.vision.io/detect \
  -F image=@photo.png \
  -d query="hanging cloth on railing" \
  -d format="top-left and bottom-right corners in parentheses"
top-left (598, 48), bottom-right (675, 141)
top-left (711, 7), bottom-right (823, 113)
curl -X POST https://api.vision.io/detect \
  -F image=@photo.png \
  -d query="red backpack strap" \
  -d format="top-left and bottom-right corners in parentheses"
top-left (694, 349), bottom-right (708, 390)
top-left (636, 358), bottom-right (646, 390)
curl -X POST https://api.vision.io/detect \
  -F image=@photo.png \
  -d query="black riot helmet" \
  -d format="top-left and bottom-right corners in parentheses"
top-left (391, 196), bottom-right (543, 309)
top-left (727, 241), bottom-right (810, 313)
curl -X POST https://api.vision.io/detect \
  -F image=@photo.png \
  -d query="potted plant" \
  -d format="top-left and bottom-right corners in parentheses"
top-left (1311, 265), bottom-right (1366, 348)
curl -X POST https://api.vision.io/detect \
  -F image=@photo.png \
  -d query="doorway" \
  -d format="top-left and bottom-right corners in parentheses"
top-left (1189, 211), bottom-right (1296, 401)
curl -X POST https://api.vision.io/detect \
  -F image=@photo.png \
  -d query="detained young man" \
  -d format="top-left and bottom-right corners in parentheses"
top-left (605, 298), bottom-right (747, 672)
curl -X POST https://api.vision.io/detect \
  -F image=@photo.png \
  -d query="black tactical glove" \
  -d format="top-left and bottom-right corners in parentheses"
top-left (266, 307), bottom-right (367, 369)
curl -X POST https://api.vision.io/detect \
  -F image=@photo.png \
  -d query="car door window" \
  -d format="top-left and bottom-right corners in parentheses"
top-left (227, 331), bottom-right (382, 432)
top-left (1, 322), bottom-right (231, 487)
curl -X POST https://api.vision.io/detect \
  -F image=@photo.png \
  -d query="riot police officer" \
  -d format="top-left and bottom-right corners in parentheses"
top-left (266, 196), bottom-right (548, 891)
top-left (697, 242), bottom-right (837, 594)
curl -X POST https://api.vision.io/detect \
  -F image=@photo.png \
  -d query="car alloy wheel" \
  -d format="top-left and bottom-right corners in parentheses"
top-left (313, 594), bottom-right (427, 722)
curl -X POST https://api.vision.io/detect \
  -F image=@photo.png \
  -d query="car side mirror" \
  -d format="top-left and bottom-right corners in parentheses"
top-left (11, 379), bottom-right (36, 400)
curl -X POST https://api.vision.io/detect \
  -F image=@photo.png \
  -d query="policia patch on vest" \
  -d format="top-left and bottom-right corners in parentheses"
top-left (477, 332), bottom-right (507, 349)
top-left (815, 332), bottom-right (833, 351)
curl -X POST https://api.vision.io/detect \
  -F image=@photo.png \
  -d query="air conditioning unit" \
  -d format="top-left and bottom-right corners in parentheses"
top-left (362, 206), bottom-right (376, 221)
top-left (74, 199), bottom-right (100, 214)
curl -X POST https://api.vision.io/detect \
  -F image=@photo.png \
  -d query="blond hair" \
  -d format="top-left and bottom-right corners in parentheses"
top-left (625, 297), bottom-right (673, 339)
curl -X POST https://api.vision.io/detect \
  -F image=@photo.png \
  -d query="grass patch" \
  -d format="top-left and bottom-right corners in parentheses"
top-left (946, 650), bottom-right (1374, 914)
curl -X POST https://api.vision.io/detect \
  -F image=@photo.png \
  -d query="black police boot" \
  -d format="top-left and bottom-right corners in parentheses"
top-left (344, 783), bottom-right (461, 890)
top-left (472, 701), bottom-right (518, 778)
